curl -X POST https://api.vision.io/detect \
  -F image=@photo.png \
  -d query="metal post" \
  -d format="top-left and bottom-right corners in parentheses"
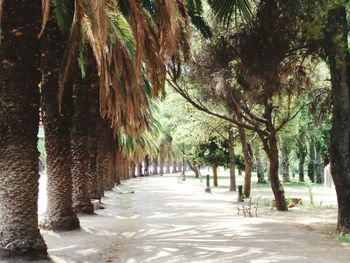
top-left (182, 143), bottom-right (186, 181)
top-left (205, 174), bottom-right (211, 193)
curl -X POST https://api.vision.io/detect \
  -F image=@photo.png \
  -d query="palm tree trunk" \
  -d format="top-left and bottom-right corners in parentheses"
top-left (152, 158), bottom-right (159, 175)
top-left (144, 155), bottom-right (150, 176)
top-left (166, 160), bottom-right (171, 174)
top-left (71, 83), bottom-right (94, 214)
top-left (40, 14), bottom-right (79, 231)
top-left (0, 1), bottom-right (47, 258)
top-left (137, 162), bottom-right (144, 176)
top-left (129, 162), bottom-right (136, 178)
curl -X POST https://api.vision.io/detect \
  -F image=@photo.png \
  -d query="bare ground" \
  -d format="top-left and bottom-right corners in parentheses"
top-left (8, 174), bottom-right (350, 263)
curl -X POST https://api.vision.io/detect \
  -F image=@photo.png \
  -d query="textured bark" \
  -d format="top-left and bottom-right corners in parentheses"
top-left (71, 84), bottom-right (94, 214)
top-left (152, 158), bottom-right (159, 175)
top-left (212, 163), bottom-right (218, 187)
top-left (0, 1), bottom-right (47, 258)
top-left (228, 129), bottom-right (237, 191)
top-left (87, 87), bottom-right (99, 199)
top-left (129, 162), bottom-right (136, 178)
top-left (40, 14), bottom-right (79, 231)
top-left (238, 127), bottom-right (253, 198)
top-left (281, 144), bottom-right (290, 183)
top-left (96, 119), bottom-right (108, 194)
top-left (259, 104), bottom-right (287, 211)
top-left (325, 6), bottom-right (350, 233)
top-left (104, 129), bottom-right (116, 190)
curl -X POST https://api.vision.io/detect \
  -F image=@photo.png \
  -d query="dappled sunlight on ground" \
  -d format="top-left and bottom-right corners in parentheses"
top-left (34, 173), bottom-right (349, 263)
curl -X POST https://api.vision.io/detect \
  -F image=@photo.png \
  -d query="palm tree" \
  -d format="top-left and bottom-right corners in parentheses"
top-left (0, 1), bottom-right (47, 258)
top-left (40, 11), bottom-right (80, 231)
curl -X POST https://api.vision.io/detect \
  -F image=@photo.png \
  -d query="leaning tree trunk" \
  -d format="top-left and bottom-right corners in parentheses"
top-left (40, 14), bottom-right (79, 231)
top-left (262, 136), bottom-right (288, 211)
top-left (212, 162), bottom-right (219, 187)
top-left (71, 83), bottom-right (94, 214)
top-left (228, 128), bottom-right (237, 191)
top-left (260, 104), bottom-right (288, 211)
top-left (0, 1), bottom-right (47, 258)
top-left (325, 6), bottom-right (350, 233)
top-left (238, 127), bottom-right (253, 197)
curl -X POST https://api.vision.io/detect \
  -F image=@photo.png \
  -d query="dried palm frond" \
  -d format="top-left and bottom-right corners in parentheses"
top-left (38, 0), bottom-right (50, 38)
top-left (58, 0), bottom-right (83, 108)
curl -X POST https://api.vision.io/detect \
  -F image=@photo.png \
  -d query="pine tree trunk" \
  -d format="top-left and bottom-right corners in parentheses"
top-left (315, 142), bottom-right (323, 184)
top-left (325, 6), bottom-right (350, 233)
top-left (212, 163), bottom-right (218, 187)
top-left (238, 127), bottom-right (252, 197)
top-left (228, 129), bottom-right (237, 191)
top-left (298, 143), bottom-right (306, 182)
top-left (40, 14), bottom-right (79, 231)
top-left (0, 1), bottom-right (47, 258)
top-left (255, 146), bottom-right (266, 183)
top-left (281, 144), bottom-right (290, 183)
top-left (307, 138), bottom-right (315, 182)
top-left (71, 83), bottom-right (94, 214)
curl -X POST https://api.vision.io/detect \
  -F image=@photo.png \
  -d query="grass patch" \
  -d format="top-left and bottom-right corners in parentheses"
top-left (338, 233), bottom-right (350, 243)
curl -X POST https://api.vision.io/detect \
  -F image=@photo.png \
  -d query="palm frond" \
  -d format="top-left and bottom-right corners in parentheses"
top-left (207, 0), bottom-right (252, 27)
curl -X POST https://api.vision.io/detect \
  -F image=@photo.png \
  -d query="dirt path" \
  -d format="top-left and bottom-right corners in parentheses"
top-left (14, 175), bottom-right (350, 262)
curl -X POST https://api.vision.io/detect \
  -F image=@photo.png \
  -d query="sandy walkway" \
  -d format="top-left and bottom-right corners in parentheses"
top-left (9, 175), bottom-right (350, 263)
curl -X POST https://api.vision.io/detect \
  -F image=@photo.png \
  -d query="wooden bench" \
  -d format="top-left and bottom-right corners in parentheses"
top-left (237, 196), bottom-right (261, 217)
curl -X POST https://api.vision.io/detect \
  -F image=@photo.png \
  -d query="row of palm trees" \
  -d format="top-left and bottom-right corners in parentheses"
top-left (0, 0), bottom-right (211, 259)
top-left (1, 0), bottom-right (227, 258)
